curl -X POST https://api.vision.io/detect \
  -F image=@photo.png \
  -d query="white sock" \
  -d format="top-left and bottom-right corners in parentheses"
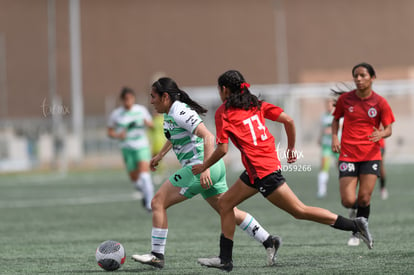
top-left (317, 171), bottom-right (329, 197)
top-left (134, 179), bottom-right (142, 191)
top-left (151, 227), bottom-right (168, 255)
top-left (137, 172), bottom-right (154, 210)
top-left (239, 213), bottom-right (270, 243)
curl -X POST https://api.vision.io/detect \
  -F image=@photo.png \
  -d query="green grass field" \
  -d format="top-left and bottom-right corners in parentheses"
top-left (1, 164), bottom-right (413, 274)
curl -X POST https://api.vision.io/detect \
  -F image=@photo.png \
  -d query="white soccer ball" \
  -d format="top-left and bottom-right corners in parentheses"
top-left (95, 240), bottom-right (126, 271)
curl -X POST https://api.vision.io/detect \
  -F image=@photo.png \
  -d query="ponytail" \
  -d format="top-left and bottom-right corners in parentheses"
top-left (177, 89), bottom-right (207, 115)
top-left (152, 77), bottom-right (207, 115)
top-left (218, 70), bottom-right (261, 110)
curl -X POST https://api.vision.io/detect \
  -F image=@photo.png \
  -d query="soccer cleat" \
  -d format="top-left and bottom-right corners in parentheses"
top-left (197, 256), bottom-right (233, 272)
top-left (266, 235), bottom-right (282, 266)
top-left (347, 234), bottom-right (360, 246)
top-left (131, 253), bottom-right (164, 268)
top-left (354, 217), bottom-right (374, 249)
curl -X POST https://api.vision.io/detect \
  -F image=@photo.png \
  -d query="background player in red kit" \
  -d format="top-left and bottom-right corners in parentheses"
top-left (192, 70), bottom-right (373, 272)
top-left (331, 63), bottom-right (395, 246)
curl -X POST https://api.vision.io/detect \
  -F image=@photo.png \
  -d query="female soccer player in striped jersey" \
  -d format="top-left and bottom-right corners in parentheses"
top-left (107, 87), bottom-right (154, 212)
top-left (192, 70), bottom-right (373, 272)
top-left (331, 63), bottom-right (395, 246)
top-left (131, 77), bottom-right (280, 269)
top-left (317, 98), bottom-right (338, 198)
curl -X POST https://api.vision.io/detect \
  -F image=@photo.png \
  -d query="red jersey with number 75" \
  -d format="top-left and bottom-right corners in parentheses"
top-left (333, 90), bottom-right (395, 162)
top-left (215, 101), bottom-right (283, 183)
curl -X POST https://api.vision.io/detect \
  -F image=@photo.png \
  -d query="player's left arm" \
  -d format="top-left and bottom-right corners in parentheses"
top-left (276, 112), bottom-right (297, 163)
top-left (369, 99), bottom-right (395, 142)
top-left (369, 124), bottom-right (392, 142)
top-left (193, 122), bottom-right (216, 188)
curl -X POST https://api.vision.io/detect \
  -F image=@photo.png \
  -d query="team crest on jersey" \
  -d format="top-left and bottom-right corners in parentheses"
top-left (164, 120), bottom-right (175, 131)
top-left (368, 107), bottom-right (377, 118)
top-left (348, 106), bottom-right (354, 113)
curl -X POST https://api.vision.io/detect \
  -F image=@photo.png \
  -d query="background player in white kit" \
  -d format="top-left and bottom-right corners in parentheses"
top-left (317, 98), bottom-right (342, 198)
top-left (107, 87), bottom-right (154, 212)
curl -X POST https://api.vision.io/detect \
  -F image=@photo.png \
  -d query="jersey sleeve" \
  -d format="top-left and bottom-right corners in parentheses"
top-left (380, 98), bottom-right (395, 127)
top-left (215, 106), bottom-right (229, 144)
top-left (261, 102), bottom-right (283, 121)
top-left (333, 95), bottom-right (345, 120)
top-left (174, 105), bottom-right (202, 133)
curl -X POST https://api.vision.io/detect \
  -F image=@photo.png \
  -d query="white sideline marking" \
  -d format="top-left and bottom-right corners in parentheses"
top-left (0, 174), bottom-right (127, 187)
top-left (0, 174), bottom-right (67, 186)
top-left (0, 193), bottom-right (142, 209)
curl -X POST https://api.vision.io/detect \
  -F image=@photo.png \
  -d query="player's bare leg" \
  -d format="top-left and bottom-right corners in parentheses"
top-left (267, 182), bottom-right (373, 249)
top-left (339, 177), bottom-right (360, 246)
top-left (205, 193), bottom-right (282, 266)
top-left (132, 180), bottom-right (187, 268)
top-left (198, 179), bottom-right (257, 271)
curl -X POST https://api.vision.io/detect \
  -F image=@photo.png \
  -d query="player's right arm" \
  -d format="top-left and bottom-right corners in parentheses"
top-left (107, 127), bottom-right (126, 140)
top-left (150, 140), bottom-right (172, 171)
top-left (192, 106), bottom-right (228, 175)
top-left (107, 109), bottom-right (126, 140)
top-left (192, 142), bottom-right (228, 176)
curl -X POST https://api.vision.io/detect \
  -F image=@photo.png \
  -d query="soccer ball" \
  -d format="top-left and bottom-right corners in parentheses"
top-left (95, 240), bottom-right (126, 271)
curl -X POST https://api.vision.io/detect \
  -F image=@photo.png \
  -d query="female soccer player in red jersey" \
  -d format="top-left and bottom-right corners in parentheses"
top-left (331, 63), bottom-right (395, 246)
top-left (192, 70), bottom-right (373, 272)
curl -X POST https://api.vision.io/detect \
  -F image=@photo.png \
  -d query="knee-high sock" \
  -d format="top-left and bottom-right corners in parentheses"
top-left (219, 234), bottom-right (233, 263)
top-left (357, 205), bottom-right (370, 220)
top-left (317, 171), bottom-right (329, 197)
top-left (151, 227), bottom-right (168, 255)
top-left (238, 213), bottom-right (270, 244)
top-left (136, 172), bottom-right (154, 209)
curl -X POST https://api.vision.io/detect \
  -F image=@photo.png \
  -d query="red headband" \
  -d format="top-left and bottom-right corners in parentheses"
top-left (240, 82), bottom-right (250, 89)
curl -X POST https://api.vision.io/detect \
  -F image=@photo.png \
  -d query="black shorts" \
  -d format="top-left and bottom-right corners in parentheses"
top-left (338, 160), bottom-right (381, 178)
top-left (240, 170), bottom-right (286, 197)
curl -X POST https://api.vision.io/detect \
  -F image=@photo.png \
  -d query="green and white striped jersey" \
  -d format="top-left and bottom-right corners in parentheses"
top-left (108, 104), bottom-right (152, 149)
top-left (320, 112), bottom-right (343, 147)
top-left (320, 111), bottom-right (334, 147)
top-left (164, 101), bottom-right (203, 167)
